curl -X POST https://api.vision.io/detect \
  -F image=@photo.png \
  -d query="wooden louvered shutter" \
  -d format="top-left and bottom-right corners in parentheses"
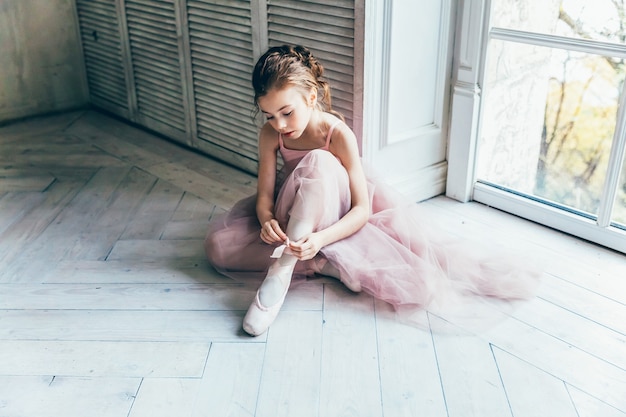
top-left (76, 0), bottom-right (131, 118)
top-left (75, 0), bottom-right (363, 173)
top-left (124, 0), bottom-right (190, 142)
top-left (267, 0), bottom-right (359, 132)
top-left (187, 0), bottom-right (260, 173)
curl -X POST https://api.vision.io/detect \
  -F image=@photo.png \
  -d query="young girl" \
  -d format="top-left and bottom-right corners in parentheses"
top-left (205, 44), bottom-right (541, 336)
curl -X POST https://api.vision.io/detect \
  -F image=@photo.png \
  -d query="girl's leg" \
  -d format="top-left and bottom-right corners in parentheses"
top-left (204, 195), bottom-right (274, 278)
top-left (242, 218), bottom-right (313, 336)
top-left (243, 150), bottom-right (351, 335)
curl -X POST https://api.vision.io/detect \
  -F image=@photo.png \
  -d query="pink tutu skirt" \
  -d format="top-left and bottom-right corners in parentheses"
top-left (205, 150), bottom-right (542, 315)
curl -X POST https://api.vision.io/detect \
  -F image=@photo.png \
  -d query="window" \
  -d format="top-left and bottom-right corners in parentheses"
top-left (473, 0), bottom-right (626, 252)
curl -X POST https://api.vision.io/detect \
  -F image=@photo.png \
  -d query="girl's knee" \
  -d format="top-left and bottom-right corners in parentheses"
top-left (204, 231), bottom-right (226, 269)
top-left (305, 149), bottom-right (339, 165)
top-left (298, 150), bottom-right (347, 184)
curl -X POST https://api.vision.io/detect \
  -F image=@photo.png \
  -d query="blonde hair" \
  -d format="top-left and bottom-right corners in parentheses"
top-left (252, 45), bottom-right (344, 121)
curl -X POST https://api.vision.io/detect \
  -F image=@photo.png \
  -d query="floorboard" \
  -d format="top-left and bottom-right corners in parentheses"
top-left (256, 311), bottom-right (324, 417)
top-left (319, 286), bottom-right (381, 417)
top-left (0, 376), bottom-right (138, 417)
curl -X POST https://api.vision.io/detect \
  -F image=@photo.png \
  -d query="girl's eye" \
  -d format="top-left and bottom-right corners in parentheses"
top-left (264, 110), bottom-right (291, 121)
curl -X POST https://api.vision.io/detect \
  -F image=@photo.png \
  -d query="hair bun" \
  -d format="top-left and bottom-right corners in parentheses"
top-left (292, 45), bottom-right (323, 78)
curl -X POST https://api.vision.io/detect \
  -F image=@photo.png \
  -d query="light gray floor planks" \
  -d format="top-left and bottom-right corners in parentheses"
top-left (1, 111), bottom-right (625, 417)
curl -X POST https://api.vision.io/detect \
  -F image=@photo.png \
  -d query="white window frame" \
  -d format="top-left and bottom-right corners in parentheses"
top-left (446, 0), bottom-right (626, 254)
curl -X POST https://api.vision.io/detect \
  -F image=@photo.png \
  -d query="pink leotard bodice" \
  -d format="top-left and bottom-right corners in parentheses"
top-left (278, 121), bottom-right (341, 173)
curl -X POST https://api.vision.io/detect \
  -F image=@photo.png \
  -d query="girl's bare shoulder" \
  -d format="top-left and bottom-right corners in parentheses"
top-left (324, 114), bottom-right (356, 143)
top-left (258, 122), bottom-right (279, 147)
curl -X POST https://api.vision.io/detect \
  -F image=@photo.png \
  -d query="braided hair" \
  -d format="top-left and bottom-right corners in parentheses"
top-left (252, 45), bottom-right (344, 121)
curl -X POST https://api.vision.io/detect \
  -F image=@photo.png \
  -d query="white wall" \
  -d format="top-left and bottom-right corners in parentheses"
top-left (0, 0), bottom-right (88, 123)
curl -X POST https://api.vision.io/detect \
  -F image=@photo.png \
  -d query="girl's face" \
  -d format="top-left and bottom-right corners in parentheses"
top-left (258, 86), bottom-right (315, 140)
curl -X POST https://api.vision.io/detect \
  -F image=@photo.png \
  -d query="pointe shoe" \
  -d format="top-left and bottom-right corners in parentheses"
top-left (242, 285), bottom-right (288, 336)
top-left (242, 262), bottom-right (293, 336)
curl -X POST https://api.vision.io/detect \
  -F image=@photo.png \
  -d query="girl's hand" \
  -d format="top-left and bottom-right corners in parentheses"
top-left (288, 233), bottom-right (323, 261)
top-left (260, 219), bottom-right (288, 245)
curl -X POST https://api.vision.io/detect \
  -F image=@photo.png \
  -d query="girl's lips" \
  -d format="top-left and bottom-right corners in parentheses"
top-left (283, 131), bottom-right (295, 138)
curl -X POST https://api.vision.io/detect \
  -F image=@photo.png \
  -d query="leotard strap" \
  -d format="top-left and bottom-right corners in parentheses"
top-left (324, 120), bottom-right (341, 149)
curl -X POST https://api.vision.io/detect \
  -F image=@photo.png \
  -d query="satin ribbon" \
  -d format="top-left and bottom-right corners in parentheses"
top-left (270, 238), bottom-right (292, 258)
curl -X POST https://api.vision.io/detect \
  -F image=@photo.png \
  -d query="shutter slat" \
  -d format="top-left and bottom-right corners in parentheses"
top-left (195, 119), bottom-right (258, 156)
top-left (193, 78), bottom-right (252, 106)
top-left (191, 48), bottom-right (253, 74)
top-left (82, 42), bottom-right (123, 64)
top-left (133, 56), bottom-right (181, 77)
top-left (270, 7), bottom-right (354, 30)
top-left (127, 0), bottom-right (176, 16)
top-left (190, 39), bottom-right (251, 61)
top-left (195, 110), bottom-right (258, 145)
top-left (187, 0), bottom-right (250, 13)
top-left (84, 62), bottom-right (126, 85)
top-left (136, 78), bottom-right (183, 103)
top-left (78, 2), bottom-right (118, 18)
top-left (129, 38), bottom-right (180, 59)
top-left (137, 107), bottom-right (186, 131)
top-left (195, 91), bottom-right (254, 123)
top-left (187, 5), bottom-right (250, 26)
top-left (129, 19), bottom-right (176, 41)
top-left (78, 16), bottom-right (120, 37)
top-left (269, 1), bottom-right (353, 20)
top-left (268, 29), bottom-right (354, 55)
top-left (126, 14), bottom-right (177, 31)
top-left (132, 59), bottom-right (180, 79)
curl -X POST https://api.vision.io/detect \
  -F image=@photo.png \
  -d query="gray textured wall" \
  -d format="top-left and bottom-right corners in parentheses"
top-left (0, 0), bottom-right (89, 123)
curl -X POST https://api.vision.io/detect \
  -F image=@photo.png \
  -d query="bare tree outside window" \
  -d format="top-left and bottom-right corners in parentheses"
top-left (539, 1), bottom-right (626, 220)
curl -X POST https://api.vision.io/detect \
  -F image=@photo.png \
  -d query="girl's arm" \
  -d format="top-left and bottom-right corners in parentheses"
top-left (289, 122), bottom-right (370, 259)
top-left (256, 124), bottom-right (288, 244)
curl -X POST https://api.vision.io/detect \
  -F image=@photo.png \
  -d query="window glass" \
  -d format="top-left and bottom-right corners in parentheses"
top-left (477, 40), bottom-right (624, 217)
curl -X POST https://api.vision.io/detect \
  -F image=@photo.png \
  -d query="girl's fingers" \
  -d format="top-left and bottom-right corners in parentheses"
top-left (268, 220), bottom-right (287, 241)
top-left (289, 241), bottom-right (307, 257)
top-left (260, 221), bottom-right (289, 246)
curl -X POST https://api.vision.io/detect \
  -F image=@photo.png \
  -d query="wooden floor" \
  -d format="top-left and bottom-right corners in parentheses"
top-left (1, 110), bottom-right (625, 417)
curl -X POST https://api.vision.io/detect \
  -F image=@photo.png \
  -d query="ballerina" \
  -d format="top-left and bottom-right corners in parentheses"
top-left (205, 44), bottom-right (542, 336)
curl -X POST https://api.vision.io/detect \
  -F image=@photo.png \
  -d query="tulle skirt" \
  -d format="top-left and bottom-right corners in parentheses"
top-left (204, 150), bottom-right (542, 317)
